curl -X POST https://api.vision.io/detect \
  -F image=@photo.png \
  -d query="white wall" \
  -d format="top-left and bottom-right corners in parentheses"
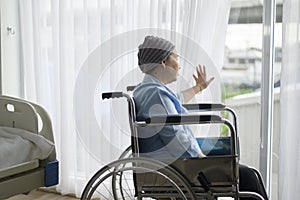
top-left (0, 0), bottom-right (21, 97)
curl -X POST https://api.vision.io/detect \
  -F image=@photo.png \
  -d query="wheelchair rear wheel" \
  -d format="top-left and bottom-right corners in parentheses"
top-left (81, 157), bottom-right (196, 200)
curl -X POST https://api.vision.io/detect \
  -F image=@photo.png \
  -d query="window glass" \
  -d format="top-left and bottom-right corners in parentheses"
top-left (224, 0), bottom-right (263, 193)
top-left (223, 1), bottom-right (281, 199)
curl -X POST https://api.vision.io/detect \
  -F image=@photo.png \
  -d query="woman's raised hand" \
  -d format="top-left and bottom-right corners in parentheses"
top-left (192, 64), bottom-right (215, 92)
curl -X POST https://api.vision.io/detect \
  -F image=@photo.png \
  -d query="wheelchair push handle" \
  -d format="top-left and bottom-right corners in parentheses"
top-left (126, 85), bottom-right (136, 92)
top-left (102, 92), bottom-right (123, 100)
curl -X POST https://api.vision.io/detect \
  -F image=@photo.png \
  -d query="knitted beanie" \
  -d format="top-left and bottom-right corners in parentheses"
top-left (138, 36), bottom-right (175, 73)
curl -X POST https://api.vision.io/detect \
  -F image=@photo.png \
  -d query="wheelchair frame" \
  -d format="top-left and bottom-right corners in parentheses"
top-left (81, 91), bottom-right (266, 200)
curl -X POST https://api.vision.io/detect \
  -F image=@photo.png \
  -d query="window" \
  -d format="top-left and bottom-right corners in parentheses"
top-left (238, 58), bottom-right (246, 64)
top-left (223, 1), bottom-right (281, 199)
top-left (228, 58), bottom-right (235, 63)
top-left (249, 58), bottom-right (255, 64)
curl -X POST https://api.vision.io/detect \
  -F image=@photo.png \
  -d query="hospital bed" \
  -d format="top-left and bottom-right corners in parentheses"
top-left (0, 95), bottom-right (58, 199)
top-left (81, 91), bottom-right (266, 200)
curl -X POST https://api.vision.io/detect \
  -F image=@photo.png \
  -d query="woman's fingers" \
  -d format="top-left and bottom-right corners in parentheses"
top-left (196, 64), bottom-right (208, 82)
top-left (193, 74), bottom-right (197, 82)
top-left (196, 65), bottom-right (201, 77)
top-left (207, 77), bottom-right (215, 86)
top-left (198, 64), bottom-right (203, 75)
top-left (194, 64), bottom-right (215, 90)
top-left (197, 64), bottom-right (207, 79)
top-left (194, 71), bottom-right (204, 83)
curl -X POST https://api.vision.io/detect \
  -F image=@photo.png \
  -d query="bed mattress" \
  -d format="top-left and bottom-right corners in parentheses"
top-left (0, 126), bottom-right (54, 170)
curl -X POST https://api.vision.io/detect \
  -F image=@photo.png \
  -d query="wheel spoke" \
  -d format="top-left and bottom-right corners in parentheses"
top-left (122, 172), bottom-right (134, 197)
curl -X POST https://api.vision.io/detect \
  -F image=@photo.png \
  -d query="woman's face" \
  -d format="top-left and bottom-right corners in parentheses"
top-left (164, 51), bottom-right (181, 83)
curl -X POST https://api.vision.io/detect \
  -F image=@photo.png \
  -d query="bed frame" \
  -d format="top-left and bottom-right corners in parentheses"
top-left (0, 95), bottom-right (58, 199)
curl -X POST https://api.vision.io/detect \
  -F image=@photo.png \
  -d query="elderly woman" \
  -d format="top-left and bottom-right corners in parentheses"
top-left (133, 35), bottom-right (268, 200)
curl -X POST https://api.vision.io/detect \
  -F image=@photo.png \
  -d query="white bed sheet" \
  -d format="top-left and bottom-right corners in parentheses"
top-left (0, 127), bottom-right (54, 169)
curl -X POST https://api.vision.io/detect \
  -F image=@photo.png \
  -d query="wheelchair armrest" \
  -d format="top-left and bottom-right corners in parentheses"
top-left (183, 103), bottom-right (238, 138)
top-left (144, 114), bottom-right (222, 125)
top-left (182, 103), bottom-right (226, 111)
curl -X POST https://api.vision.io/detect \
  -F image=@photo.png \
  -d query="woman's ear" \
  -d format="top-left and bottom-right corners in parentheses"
top-left (161, 60), bottom-right (166, 68)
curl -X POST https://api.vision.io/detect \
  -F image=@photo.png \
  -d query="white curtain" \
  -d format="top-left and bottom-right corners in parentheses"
top-left (279, 0), bottom-right (300, 199)
top-left (18, 0), bottom-right (230, 197)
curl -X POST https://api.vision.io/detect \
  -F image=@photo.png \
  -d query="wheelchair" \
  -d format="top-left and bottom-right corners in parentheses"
top-left (81, 88), bottom-right (266, 200)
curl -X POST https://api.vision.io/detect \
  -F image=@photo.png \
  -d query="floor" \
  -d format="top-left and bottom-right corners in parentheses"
top-left (7, 190), bottom-right (79, 200)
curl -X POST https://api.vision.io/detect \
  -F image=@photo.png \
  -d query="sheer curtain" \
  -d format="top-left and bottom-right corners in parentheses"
top-left (279, 0), bottom-right (300, 199)
top-left (18, 0), bottom-right (230, 196)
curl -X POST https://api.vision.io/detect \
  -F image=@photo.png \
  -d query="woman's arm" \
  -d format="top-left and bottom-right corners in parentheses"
top-left (181, 65), bottom-right (215, 103)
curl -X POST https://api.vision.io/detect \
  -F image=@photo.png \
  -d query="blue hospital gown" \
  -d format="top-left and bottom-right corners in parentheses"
top-left (133, 74), bottom-right (202, 158)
